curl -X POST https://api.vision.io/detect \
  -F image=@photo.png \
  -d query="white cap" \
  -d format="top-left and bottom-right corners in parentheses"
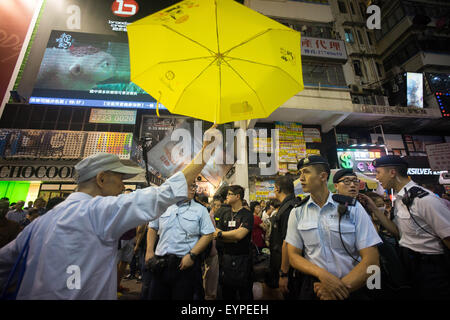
top-left (74, 153), bottom-right (144, 183)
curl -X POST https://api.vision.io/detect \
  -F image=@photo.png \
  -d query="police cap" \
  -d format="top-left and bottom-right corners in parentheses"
top-left (333, 169), bottom-right (356, 183)
top-left (372, 155), bottom-right (408, 168)
top-left (297, 155), bottom-right (330, 170)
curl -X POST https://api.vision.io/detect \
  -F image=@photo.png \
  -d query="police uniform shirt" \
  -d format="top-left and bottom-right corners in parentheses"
top-left (394, 180), bottom-right (450, 254)
top-left (285, 192), bottom-right (382, 279)
top-left (148, 199), bottom-right (215, 257)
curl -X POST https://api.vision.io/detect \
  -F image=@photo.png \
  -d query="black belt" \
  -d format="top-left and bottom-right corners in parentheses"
top-left (157, 254), bottom-right (183, 262)
top-left (400, 246), bottom-right (446, 264)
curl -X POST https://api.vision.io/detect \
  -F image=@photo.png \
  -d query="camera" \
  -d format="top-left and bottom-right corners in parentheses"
top-left (439, 171), bottom-right (450, 185)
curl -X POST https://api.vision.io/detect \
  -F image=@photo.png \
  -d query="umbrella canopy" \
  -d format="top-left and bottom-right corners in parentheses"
top-left (127, 0), bottom-right (303, 124)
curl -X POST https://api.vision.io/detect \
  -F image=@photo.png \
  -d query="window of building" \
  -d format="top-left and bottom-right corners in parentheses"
top-left (338, 1), bottom-right (347, 14)
top-left (376, 62), bottom-right (383, 77)
top-left (344, 28), bottom-right (354, 43)
top-left (394, 5), bottom-right (405, 21)
top-left (356, 29), bottom-right (364, 45)
top-left (359, 4), bottom-right (366, 18)
top-left (271, 17), bottom-right (334, 39)
top-left (349, 1), bottom-right (356, 15)
top-left (353, 60), bottom-right (363, 77)
top-left (302, 61), bottom-right (347, 87)
top-left (366, 31), bottom-right (373, 46)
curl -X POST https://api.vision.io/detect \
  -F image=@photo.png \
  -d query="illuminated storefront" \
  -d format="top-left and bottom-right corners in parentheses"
top-left (337, 147), bottom-right (386, 176)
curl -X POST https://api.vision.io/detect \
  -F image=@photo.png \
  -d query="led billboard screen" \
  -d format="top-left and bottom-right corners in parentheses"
top-left (29, 30), bottom-right (163, 109)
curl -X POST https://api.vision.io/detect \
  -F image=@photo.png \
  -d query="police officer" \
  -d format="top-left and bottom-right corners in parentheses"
top-left (285, 156), bottom-right (382, 300)
top-left (146, 182), bottom-right (215, 300)
top-left (366, 155), bottom-right (450, 299)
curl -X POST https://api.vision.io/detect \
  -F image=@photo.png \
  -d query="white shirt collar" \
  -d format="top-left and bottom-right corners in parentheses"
top-left (307, 191), bottom-right (336, 209)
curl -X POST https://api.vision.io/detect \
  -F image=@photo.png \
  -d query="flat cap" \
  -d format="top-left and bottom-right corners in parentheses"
top-left (372, 155), bottom-right (408, 168)
top-left (74, 153), bottom-right (144, 183)
top-left (333, 169), bottom-right (356, 183)
top-left (297, 155), bottom-right (329, 170)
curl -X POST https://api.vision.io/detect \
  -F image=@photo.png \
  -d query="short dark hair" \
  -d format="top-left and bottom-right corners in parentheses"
top-left (212, 195), bottom-right (223, 203)
top-left (46, 197), bottom-right (65, 211)
top-left (229, 185), bottom-right (245, 202)
top-left (365, 192), bottom-right (383, 202)
top-left (250, 201), bottom-right (260, 213)
top-left (275, 175), bottom-right (294, 195)
top-left (386, 165), bottom-right (408, 178)
top-left (196, 194), bottom-right (209, 204)
top-left (313, 164), bottom-right (330, 179)
top-left (267, 199), bottom-right (281, 209)
top-left (216, 186), bottom-right (229, 202)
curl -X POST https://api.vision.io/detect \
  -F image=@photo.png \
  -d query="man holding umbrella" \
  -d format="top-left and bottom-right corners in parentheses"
top-left (0, 125), bottom-right (218, 299)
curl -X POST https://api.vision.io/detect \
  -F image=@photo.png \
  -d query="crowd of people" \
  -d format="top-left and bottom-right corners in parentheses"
top-left (0, 133), bottom-right (449, 300)
top-left (0, 197), bottom-right (65, 249)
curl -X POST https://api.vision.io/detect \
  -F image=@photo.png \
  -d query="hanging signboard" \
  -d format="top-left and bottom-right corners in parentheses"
top-left (89, 109), bottom-right (136, 124)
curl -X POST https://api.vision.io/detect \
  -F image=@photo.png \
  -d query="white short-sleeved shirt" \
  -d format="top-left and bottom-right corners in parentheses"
top-left (394, 180), bottom-right (450, 254)
top-left (285, 192), bottom-right (382, 278)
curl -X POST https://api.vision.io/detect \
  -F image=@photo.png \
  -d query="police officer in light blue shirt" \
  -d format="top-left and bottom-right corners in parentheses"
top-left (285, 156), bottom-right (382, 300)
top-left (0, 125), bottom-right (217, 300)
top-left (146, 181), bottom-right (214, 300)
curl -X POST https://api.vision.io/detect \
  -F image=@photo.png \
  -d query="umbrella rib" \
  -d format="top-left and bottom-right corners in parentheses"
top-left (222, 29), bottom-right (272, 56)
top-left (221, 59), bottom-right (268, 116)
top-left (215, 0), bottom-right (220, 54)
top-left (226, 56), bottom-right (302, 89)
top-left (171, 58), bottom-right (218, 114)
top-left (162, 25), bottom-right (216, 55)
top-left (131, 56), bottom-right (214, 84)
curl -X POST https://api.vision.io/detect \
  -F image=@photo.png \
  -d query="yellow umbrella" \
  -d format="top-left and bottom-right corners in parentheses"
top-left (127, 0), bottom-right (303, 124)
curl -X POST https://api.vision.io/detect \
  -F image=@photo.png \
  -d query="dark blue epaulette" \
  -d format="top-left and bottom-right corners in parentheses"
top-left (294, 195), bottom-right (310, 208)
top-left (408, 186), bottom-right (429, 199)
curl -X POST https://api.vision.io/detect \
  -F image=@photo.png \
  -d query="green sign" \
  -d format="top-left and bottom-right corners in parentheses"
top-left (89, 109), bottom-right (136, 124)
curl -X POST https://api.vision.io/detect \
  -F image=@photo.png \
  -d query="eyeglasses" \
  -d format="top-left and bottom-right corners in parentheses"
top-left (337, 178), bottom-right (360, 185)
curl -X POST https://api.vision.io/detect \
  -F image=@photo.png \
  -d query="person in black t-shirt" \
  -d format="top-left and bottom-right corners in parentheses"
top-left (214, 185), bottom-right (254, 300)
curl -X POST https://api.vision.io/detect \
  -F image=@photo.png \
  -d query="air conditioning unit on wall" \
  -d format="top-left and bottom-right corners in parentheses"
top-left (350, 84), bottom-right (363, 93)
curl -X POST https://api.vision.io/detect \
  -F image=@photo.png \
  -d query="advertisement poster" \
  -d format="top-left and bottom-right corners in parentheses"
top-left (254, 179), bottom-right (275, 201)
top-left (143, 118), bottom-right (232, 187)
top-left (425, 142), bottom-right (450, 171)
top-left (0, 0), bottom-right (41, 103)
top-left (303, 128), bottom-right (321, 143)
top-left (276, 121), bottom-right (306, 173)
top-left (406, 72), bottom-right (423, 109)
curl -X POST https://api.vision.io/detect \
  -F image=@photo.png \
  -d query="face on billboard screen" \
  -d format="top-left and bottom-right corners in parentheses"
top-left (29, 30), bottom-right (158, 109)
top-left (407, 72), bottom-right (423, 109)
top-left (21, 0), bottom-right (182, 108)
